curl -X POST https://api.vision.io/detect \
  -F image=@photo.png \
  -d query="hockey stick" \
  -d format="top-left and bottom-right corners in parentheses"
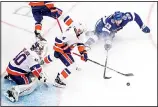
top-left (56, 18), bottom-right (63, 33)
top-left (56, 18), bottom-right (133, 77)
top-left (73, 52), bottom-right (134, 77)
top-left (103, 50), bottom-right (111, 79)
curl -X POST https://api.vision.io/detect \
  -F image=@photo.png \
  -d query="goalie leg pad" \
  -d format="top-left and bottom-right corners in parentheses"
top-left (4, 78), bottom-right (39, 102)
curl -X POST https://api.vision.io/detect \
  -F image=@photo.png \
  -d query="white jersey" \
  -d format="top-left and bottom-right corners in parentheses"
top-left (9, 47), bottom-right (41, 73)
top-left (55, 26), bottom-right (85, 47)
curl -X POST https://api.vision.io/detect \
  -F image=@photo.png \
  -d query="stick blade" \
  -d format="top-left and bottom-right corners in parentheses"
top-left (103, 76), bottom-right (112, 79)
top-left (125, 73), bottom-right (134, 76)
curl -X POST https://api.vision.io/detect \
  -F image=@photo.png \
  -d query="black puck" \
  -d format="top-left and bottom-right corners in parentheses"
top-left (126, 82), bottom-right (130, 86)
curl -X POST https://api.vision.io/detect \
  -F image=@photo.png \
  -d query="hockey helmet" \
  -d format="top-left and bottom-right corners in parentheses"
top-left (73, 22), bottom-right (86, 38)
top-left (30, 41), bottom-right (46, 55)
top-left (113, 11), bottom-right (123, 21)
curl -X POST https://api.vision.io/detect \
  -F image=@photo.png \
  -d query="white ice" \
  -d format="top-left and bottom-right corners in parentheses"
top-left (1, 2), bottom-right (157, 106)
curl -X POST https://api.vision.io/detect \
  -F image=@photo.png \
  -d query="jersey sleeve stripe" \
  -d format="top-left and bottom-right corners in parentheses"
top-left (44, 55), bottom-right (52, 64)
top-left (64, 16), bottom-right (73, 26)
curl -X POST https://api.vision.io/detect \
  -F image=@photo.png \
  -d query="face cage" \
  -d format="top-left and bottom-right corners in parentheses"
top-left (34, 45), bottom-right (44, 55)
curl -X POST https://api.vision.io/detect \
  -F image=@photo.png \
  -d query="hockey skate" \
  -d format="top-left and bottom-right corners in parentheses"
top-left (34, 30), bottom-right (47, 41)
top-left (53, 74), bottom-right (66, 88)
top-left (4, 74), bottom-right (12, 81)
top-left (4, 87), bottom-right (19, 102)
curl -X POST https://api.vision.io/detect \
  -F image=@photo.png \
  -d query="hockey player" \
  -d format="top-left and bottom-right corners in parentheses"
top-left (85, 11), bottom-right (150, 50)
top-left (4, 41), bottom-right (49, 102)
top-left (29, 1), bottom-right (74, 41)
top-left (40, 22), bottom-right (88, 87)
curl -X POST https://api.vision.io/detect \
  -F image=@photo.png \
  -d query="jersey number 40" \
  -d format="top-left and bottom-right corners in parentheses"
top-left (13, 48), bottom-right (30, 65)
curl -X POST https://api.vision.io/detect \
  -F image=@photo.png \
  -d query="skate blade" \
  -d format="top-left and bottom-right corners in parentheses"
top-left (52, 83), bottom-right (66, 88)
top-left (4, 92), bottom-right (16, 102)
top-left (104, 76), bottom-right (112, 79)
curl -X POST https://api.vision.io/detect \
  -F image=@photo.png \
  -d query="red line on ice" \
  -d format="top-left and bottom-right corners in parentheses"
top-left (147, 2), bottom-right (157, 48)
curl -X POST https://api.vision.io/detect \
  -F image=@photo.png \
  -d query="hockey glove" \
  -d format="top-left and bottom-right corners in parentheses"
top-left (50, 7), bottom-right (62, 19)
top-left (34, 30), bottom-right (47, 41)
top-left (142, 25), bottom-right (150, 33)
top-left (81, 53), bottom-right (88, 62)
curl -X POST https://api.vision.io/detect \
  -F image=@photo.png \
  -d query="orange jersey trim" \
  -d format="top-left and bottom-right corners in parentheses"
top-left (53, 46), bottom-right (64, 53)
top-left (45, 2), bottom-right (54, 9)
top-left (55, 43), bottom-right (65, 48)
top-left (35, 24), bottom-right (42, 30)
top-left (6, 67), bottom-right (25, 76)
top-left (29, 2), bottom-right (45, 7)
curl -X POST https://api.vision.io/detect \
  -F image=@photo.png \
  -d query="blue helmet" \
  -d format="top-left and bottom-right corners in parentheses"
top-left (113, 11), bottom-right (123, 20)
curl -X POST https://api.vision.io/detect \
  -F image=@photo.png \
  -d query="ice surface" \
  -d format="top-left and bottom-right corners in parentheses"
top-left (1, 2), bottom-right (157, 106)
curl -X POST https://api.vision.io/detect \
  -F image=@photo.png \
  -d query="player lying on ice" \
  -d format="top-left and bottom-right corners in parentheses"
top-left (85, 11), bottom-right (150, 51)
top-left (40, 22), bottom-right (88, 88)
top-left (3, 40), bottom-right (49, 102)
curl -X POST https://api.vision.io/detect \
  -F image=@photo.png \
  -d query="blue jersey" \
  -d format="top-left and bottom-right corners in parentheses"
top-left (95, 12), bottom-right (144, 35)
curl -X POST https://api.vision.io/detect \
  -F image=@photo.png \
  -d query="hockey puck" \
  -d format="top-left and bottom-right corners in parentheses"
top-left (126, 82), bottom-right (130, 86)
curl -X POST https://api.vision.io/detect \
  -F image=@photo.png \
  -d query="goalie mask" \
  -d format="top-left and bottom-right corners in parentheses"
top-left (30, 41), bottom-right (47, 57)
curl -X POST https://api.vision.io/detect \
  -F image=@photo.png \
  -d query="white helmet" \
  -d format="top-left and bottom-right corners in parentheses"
top-left (73, 22), bottom-right (87, 37)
